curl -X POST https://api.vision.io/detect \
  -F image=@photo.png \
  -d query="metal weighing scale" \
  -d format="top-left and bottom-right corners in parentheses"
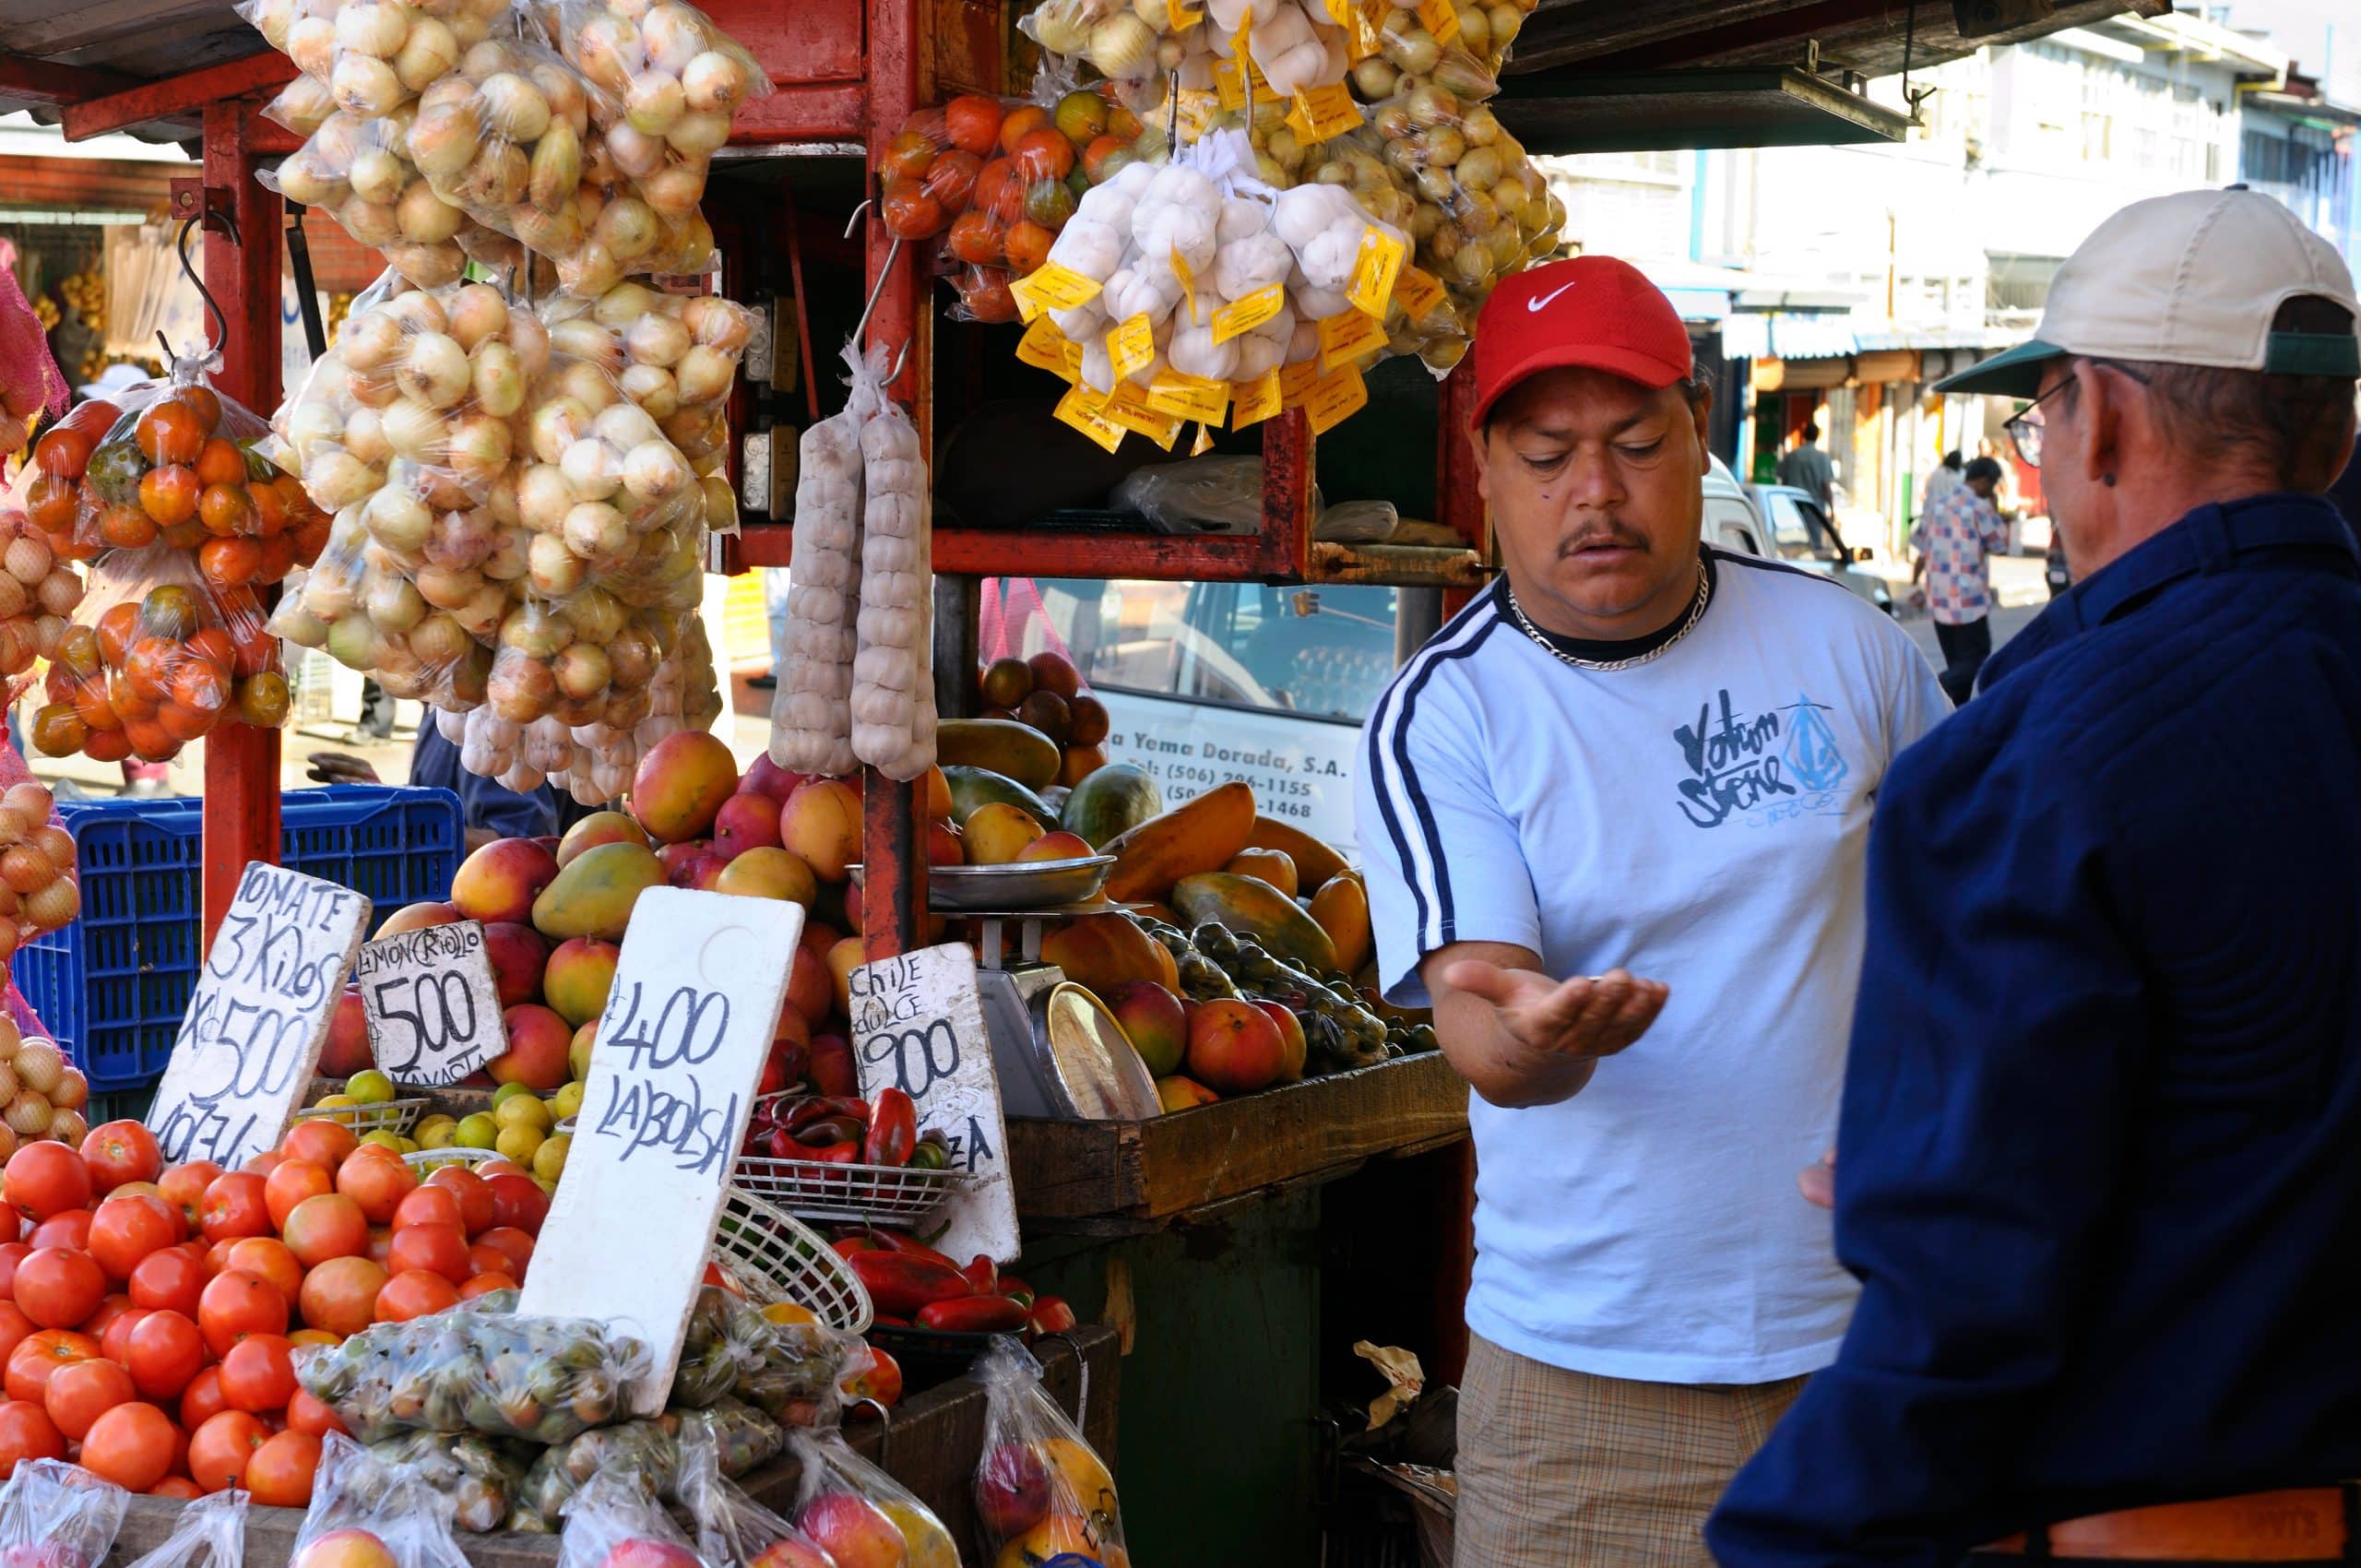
top-left (967, 905), bottom-right (1162, 1122)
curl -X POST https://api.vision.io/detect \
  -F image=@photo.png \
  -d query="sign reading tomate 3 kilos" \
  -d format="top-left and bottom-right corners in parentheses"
top-left (352, 920), bottom-right (503, 1087)
top-left (148, 863), bottom-right (372, 1169)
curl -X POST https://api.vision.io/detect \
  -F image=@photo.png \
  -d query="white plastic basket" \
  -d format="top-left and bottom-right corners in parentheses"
top-left (402, 1146), bottom-right (500, 1173)
top-left (292, 1098), bottom-right (427, 1135)
top-left (731, 1156), bottom-right (972, 1226)
top-left (707, 1186), bottom-right (872, 1335)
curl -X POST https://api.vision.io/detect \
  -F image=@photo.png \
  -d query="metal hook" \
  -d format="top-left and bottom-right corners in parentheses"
top-left (842, 198), bottom-right (912, 385)
top-left (172, 211), bottom-right (233, 364)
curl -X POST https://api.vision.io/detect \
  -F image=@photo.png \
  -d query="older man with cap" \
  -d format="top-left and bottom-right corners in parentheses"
top-left (1354, 255), bottom-right (1947, 1567)
top-left (1708, 189), bottom-right (2361, 1567)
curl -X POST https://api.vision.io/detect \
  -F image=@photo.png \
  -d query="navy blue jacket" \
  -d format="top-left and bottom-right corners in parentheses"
top-left (1709, 493), bottom-right (2361, 1566)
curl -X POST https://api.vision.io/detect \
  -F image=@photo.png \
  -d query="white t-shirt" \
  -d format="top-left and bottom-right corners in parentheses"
top-left (1355, 549), bottom-right (1949, 1384)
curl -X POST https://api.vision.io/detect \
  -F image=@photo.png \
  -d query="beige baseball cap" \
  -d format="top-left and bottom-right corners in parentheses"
top-left (1939, 186), bottom-right (2360, 397)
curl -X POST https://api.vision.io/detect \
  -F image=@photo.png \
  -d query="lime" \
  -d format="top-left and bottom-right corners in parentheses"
top-left (531, 1133), bottom-right (569, 1182)
top-left (490, 1082), bottom-right (535, 1109)
top-left (533, 1175), bottom-right (557, 1196)
top-left (345, 1070), bottom-right (396, 1105)
top-left (549, 1082), bottom-right (585, 1121)
top-left (455, 1112), bottom-right (500, 1150)
top-left (396, 1136), bottom-right (419, 1154)
top-left (313, 1093), bottom-right (356, 1111)
top-left (493, 1095), bottom-right (552, 1133)
top-left (494, 1123), bottom-right (544, 1164)
top-left (360, 1130), bottom-right (404, 1153)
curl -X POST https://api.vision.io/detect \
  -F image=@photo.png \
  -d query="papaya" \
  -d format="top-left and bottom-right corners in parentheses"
top-left (1102, 780), bottom-right (1257, 903)
top-left (1059, 762), bottom-right (1164, 849)
top-left (1171, 872), bottom-right (1340, 974)
top-left (1244, 816), bottom-right (1350, 894)
top-left (1041, 913), bottom-right (1180, 997)
top-left (936, 718), bottom-right (1062, 790)
top-left (942, 765), bottom-right (1057, 827)
top-left (530, 841), bottom-right (665, 941)
top-left (1225, 848), bottom-right (1298, 897)
top-left (1310, 870), bottom-right (1371, 976)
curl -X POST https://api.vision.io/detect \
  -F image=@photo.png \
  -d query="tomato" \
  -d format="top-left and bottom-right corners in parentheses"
top-left (245, 1430), bottom-right (321, 1508)
top-left (422, 1169), bottom-right (495, 1235)
top-left (285, 1388), bottom-right (348, 1439)
top-left (136, 401), bottom-right (206, 467)
top-left (956, 267), bottom-right (1018, 324)
top-left (385, 1224), bottom-right (469, 1286)
top-left (880, 127), bottom-right (938, 184)
top-left (185, 1408), bottom-right (266, 1493)
top-left (42, 1355), bottom-right (133, 1440)
top-left (98, 1305), bottom-right (148, 1366)
top-left (31, 427), bottom-right (96, 484)
top-left (202, 1239), bottom-right (239, 1279)
top-left (78, 1399), bottom-right (175, 1492)
top-left (150, 1477), bottom-right (204, 1501)
top-left (374, 1270), bottom-right (458, 1324)
top-left (198, 1173), bottom-right (269, 1243)
top-left (193, 438), bottom-right (245, 489)
top-left (457, 1272), bottom-right (516, 1301)
top-left (241, 1151), bottom-right (281, 1177)
top-left (128, 1247), bottom-right (205, 1318)
top-left (79, 1122), bottom-right (161, 1193)
top-left (0, 1305), bottom-right (34, 1370)
top-left (4, 1331), bottom-right (96, 1405)
top-left (999, 103), bottom-right (1051, 155)
top-left (1010, 127), bottom-right (1074, 183)
top-left (262, 1160), bottom-right (330, 1232)
top-left (280, 1123), bottom-right (355, 1174)
top-left (224, 1239), bottom-right (303, 1308)
top-left (14, 1249), bottom-right (104, 1330)
top-left (923, 148), bottom-right (983, 215)
top-left (333, 1152), bottom-right (414, 1227)
top-left (939, 93), bottom-right (1004, 156)
top-left (365, 1228), bottom-right (392, 1268)
top-left (0, 1242), bottom-right (28, 1300)
top-left (26, 1212), bottom-right (90, 1253)
top-left (89, 1194), bottom-right (184, 1280)
top-left (879, 177), bottom-right (946, 242)
top-left (125, 1310), bottom-right (205, 1401)
top-left (177, 386), bottom-right (221, 431)
top-left (472, 1227), bottom-right (535, 1276)
top-left (1004, 219), bottom-right (1055, 277)
top-left (217, 1335), bottom-right (295, 1415)
top-left (197, 1269), bottom-right (286, 1358)
top-left (196, 537), bottom-right (262, 588)
top-left (0, 1400), bottom-right (63, 1479)
top-left (4, 1145), bottom-right (90, 1223)
top-left (972, 158), bottom-right (1026, 224)
top-left (389, 1187), bottom-right (460, 1233)
top-left (282, 1194), bottom-right (368, 1269)
top-left (157, 1162), bottom-right (220, 1230)
top-left (180, 1367), bottom-right (226, 1431)
top-left (138, 467), bottom-right (198, 528)
top-left (485, 1174), bottom-right (549, 1236)
top-left (945, 208), bottom-right (1003, 266)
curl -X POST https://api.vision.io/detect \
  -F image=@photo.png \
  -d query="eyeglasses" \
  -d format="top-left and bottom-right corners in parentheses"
top-left (2002, 359), bottom-right (2151, 469)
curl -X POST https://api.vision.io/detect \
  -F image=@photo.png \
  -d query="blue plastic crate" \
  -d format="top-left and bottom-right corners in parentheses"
top-left (11, 785), bottom-right (464, 1092)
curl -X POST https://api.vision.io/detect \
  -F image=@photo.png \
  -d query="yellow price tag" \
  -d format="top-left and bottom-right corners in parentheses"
top-left (1321, 0), bottom-right (1349, 20)
top-left (1394, 264), bottom-right (1446, 321)
top-left (1346, 226), bottom-right (1407, 317)
top-left (1174, 88), bottom-right (1218, 141)
top-left (1106, 381), bottom-right (1184, 449)
top-left (1062, 340), bottom-right (1086, 381)
top-left (1212, 282), bottom-right (1286, 345)
top-left (1212, 56), bottom-right (1246, 112)
top-left (1417, 0), bottom-right (1460, 46)
top-left (1146, 369), bottom-right (1230, 424)
top-left (1346, 1), bottom-right (1382, 61)
top-left (1192, 422), bottom-right (1216, 457)
top-left (1054, 384), bottom-right (1126, 453)
top-left (1244, 51), bottom-right (1270, 94)
top-left (1285, 83), bottom-right (1362, 143)
top-left (1170, 0), bottom-right (1203, 25)
top-left (1230, 368), bottom-right (1282, 429)
top-left (1107, 314), bottom-right (1157, 383)
top-left (1318, 308), bottom-right (1389, 371)
top-left (1014, 262), bottom-right (1103, 315)
top-left (1304, 362), bottom-right (1369, 434)
top-left (1280, 360), bottom-right (1322, 408)
top-left (1015, 315), bottom-right (1072, 375)
top-left (1171, 246), bottom-right (1203, 325)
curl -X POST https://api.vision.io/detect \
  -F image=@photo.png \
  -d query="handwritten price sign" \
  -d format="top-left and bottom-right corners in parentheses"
top-left (352, 921), bottom-right (502, 1087)
top-left (850, 944), bottom-right (1019, 1265)
top-left (148, 863), bottom-right (372, 1169)
top-left (520, 887), bottom-right (801, 1415)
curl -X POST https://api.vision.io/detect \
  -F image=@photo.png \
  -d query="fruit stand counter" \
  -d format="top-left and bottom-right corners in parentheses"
top-left (101, 1327), bottom-right (1121, 1568)
top-left (1009, 1052), bottom-right (1468, 1229)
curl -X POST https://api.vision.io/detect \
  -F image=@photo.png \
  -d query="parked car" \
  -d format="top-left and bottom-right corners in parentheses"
top-left (1728, 467), bottom-right (1893, 612)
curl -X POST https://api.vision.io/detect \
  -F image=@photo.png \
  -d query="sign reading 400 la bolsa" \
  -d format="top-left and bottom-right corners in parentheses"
top-left (148, 863), bottom-right (372, 1170)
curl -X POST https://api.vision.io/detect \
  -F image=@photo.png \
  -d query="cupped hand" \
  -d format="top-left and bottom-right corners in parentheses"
top-left (1441, 959), bottom-right (1667, 1062)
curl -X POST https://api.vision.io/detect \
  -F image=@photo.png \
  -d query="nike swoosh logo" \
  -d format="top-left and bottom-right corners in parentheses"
top-left (1525, 280), bottom-right (1578, 312)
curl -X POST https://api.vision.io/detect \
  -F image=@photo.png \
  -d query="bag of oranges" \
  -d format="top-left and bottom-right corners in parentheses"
top-left (28, 546), bottom-right (285, 766)
top-left (969, 1335), bottom-right (1129, 1568)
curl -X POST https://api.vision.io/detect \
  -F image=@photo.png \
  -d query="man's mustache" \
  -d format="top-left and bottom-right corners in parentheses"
top-left (1557, 520), bottom-right (1650, 557)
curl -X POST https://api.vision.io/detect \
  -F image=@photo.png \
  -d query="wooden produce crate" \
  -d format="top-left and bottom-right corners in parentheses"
top-left (102, 1326), bottom-right (1120, 1568)
top-left (1005, 1053), bottom-right (1468, 1225)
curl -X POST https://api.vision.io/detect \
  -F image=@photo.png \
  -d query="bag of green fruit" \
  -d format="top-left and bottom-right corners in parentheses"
top-left (789, 1426), bottom-right (962, 1568)
top-left (291, 1434), bottom-right (474, 1568)
top-left (677, 1426), bottom-right (836, 1568)
top-left (362, 1431), bottom-right (534, 1534)
top-left (295, 1302), bottom-right (652, 1445)
top-left (118, 1485), bottom-right (244, 1568)
top-left (969, 1336), bottom-right (1127, 1568)
top-left (0, 1460), bottom-right (129, 1568)
top-left (556, 1468), bottom-right (713, 1568)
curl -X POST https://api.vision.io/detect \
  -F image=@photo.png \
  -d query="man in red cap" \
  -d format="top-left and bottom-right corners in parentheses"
top-left (1355, 255), bottom-right (1948, 1566)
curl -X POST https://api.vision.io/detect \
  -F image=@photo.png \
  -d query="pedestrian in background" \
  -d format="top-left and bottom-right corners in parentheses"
top-left (1357, 256), bottom-right (1945, 1568)
top-left (1711, 185), bottom-right (2361, 1568)
top-left (1776, 421), bottom-right (1836, 509)
top-left (1909, 455), bottom-right (2010, 702)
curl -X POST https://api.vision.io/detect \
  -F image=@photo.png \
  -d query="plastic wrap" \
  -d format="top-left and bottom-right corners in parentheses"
top-left (0, 775), bottom-right (81, 960)
top-left (30, 548), bottom-right (281, 765)
top-left (1354, 0), bottom-right (1535, 82)
top-left (513, 1397), bottom-right (782, 1527)
top-left (849, 347), bottom-right (935, 782)
top-left (0, 509), bottom-right (82, 707)
top-left (0, 1462), bottom-right (127, 1568)
top-left (969, 1336), bottom-right (1127, 1568)
top-left (362, 1432), bottom-right (532, 1534)
top-left (239, 0), bottom-right (511, 119)
top-left (677, 1431), bottom-right (834, 1568)
top-left (291, 1435), bottom-right (473, 1568)
top-left (552, 1468), bottom-right (706, 1568)
top-left (1113, 455), bottom-right (1330, 532)
top-left (260, 110), bottom-right (495, 291)
top-left (766, 341), bottom-right (877, 779)
top-left (118, 1483), bottom-right (243, 1568)
top-left (671, 1286), bottom-right (855, 1421)
top-left (294, 1305), bottom-right (651, 1445)
top-left (789, 1430), bottom-right (960, 1568)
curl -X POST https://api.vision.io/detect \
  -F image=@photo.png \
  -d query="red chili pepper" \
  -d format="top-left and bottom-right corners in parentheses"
top-left (1026, 1295), bottom-right (1078, 1335)
top-left (872, 1313), bottom-right (910, 1328)
top-left (862, 1087), bottom-right (918, 1167)
top-left (865, 1229), bottom-right (964, 1271)
top-left (758, 1127), bottom-right (800, 1162)
top-left (794, 1116), bottom-right (866, 1148)
top-left (917, 1295), bottom-right (1030, 1333)
top-left (845, 1251), bottom-right (979, 1317)
top-left (831, 1237), bottom-right (884, 1258)
top-left (784, 1096), bottom-right (872, 1134)
top-left (997, 1274), bottom-right (1035, 1308)
top-left (811, 1140), bottom-right (860, 1164)
top-left (959, 1253), bottom-right (998, 1294)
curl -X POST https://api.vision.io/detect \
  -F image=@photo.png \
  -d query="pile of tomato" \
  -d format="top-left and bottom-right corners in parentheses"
top-left (0, 1118), bottom-right (549, 1506)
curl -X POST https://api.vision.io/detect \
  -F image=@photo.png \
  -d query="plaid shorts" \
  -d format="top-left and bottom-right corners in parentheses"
top-left (1454, 1335), bottom-right (1807, 1568)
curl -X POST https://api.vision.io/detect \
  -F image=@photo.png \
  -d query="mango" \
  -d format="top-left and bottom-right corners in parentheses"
top-left (936, 718), bottom-right (1062, 790)
top-left (451, 837), bottom-right (561, 925)
top-left (1057, 744), bottom-right (1106, 787)
top-left (781, 778), bottom-right (862, 882)
top-left (1309, 871), bottom-right (1372, 976)
top-left (376, 901), bottom-right (458, 936)
top-left (943, 765), bottom-right (1058, 827)
top-left (1041, 913), bottom-right (1180, 998)
top-left (482, 921), bottom-right (549, 1007)
top-left (1109, 980), bottom-right (1187, 1076)
top-left (1243, 816), bottom-right (1349, 894)
top-left (1225, 847), bottom-right (1299, 897)
top-left (714, 846), bottom-right (818, 905)
top-left (541, 937), bottom-right (620, 1028)
top-left (1157, 1075), bottom-right (1219, 1111)
top-left (964, 802), bottom-right (1045, 865)
top-left (630, 730), bottom-right (739, 844)
top-left (556, 810), bottom-right (647, 868)
top-left (1058, 762), bottom-right (1162, 848)
top-left (1016, 830), bottom-right (1094, 863)
top-left (530, 840), bottom-right (665, 941)
top-left (1171, 871), bottom-right (1340, 974)
top-left (1101, 781), bottom-right (1256, 903)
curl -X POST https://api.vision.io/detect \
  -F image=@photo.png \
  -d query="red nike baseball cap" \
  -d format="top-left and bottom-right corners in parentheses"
top-left (1469, 256), bottom-right (1694, 430)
